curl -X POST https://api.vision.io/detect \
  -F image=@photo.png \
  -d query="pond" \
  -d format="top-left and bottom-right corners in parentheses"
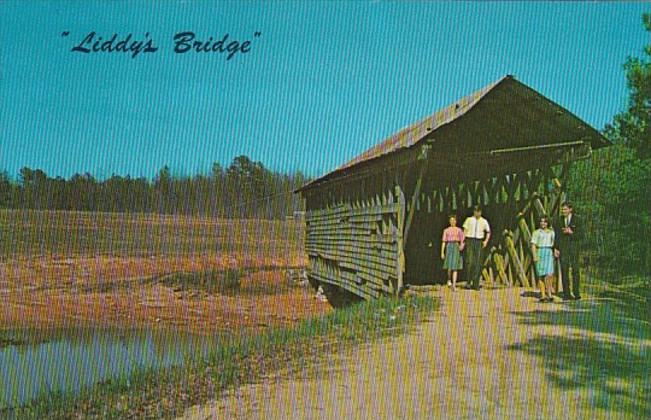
top-left (0, 327), bottom-right (225, 409)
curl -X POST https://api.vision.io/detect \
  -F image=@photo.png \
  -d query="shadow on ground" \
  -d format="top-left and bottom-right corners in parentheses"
top-left (508, 282), bottom-right (650, 417)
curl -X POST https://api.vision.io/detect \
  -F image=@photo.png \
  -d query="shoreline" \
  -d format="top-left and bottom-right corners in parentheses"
top-left (5, 295), bottom-right (438, 418)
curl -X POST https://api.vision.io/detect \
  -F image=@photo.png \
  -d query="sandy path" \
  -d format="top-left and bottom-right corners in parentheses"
top-left (181, 287), bottom-right (650, 419)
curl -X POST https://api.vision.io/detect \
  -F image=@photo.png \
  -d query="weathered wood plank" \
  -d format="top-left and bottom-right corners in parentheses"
top-left (313, 242), bottom-right (398, 256)
top-left (395, 182), bottom-right (406, 294)
top-left (493, 252), bottom-right (509, 284)
top-left (308, 237), bottom-right (399, 250)
top-left (339, 269), bottom-right (367, 286)
top-left (340, 253), bottom-right (396, 274)
top-left (306, 229), bottom-right (374, 238)
top-left (306, 205), bottom-right (350, 218)
top-left (457, 182), bottom-right (466, 209)
top-left (306, 248), bottom-right (396, 261)
top-left (357, 268), bottom-right (393, 285)
top-left (506, 259), bottom-right (514, 285)
top-left (306, 233), bottom-right (399, 244)
top-left (337, 260), bottom-right (393, 282)
top-left (347, 221), bottom-right (383, 231)
top-left (305, 215), bottom-right (349, 225)
top-left (531, 196), bottom-right (547, 218)
top-left (306, 250), bottom-right (395, 262)
top-left (348, 203), bottom-right (401, 215)
top-left (481, 248), bottom-right (493, 283)
top-left (309, 270), bottom-right (380, 299)
top-left (502, 199), bottom-right (532, 273)
top-left (307, 224), bottom-right (378, 234)
top-left (306, 223), bottom-right (354, 231)
top-left (306, 243), bottom-right (399, 259)
top-left (348, 214), bottom-right (383, 223)
top-left (504, 231), bottom-right (529, 287)
top-left (306, 240), bottom-right (398, 253)
top-left (307, 215), bottom-right (391, 229)
top-left (517, 215), bottom-right (532, 244)
top-left (403, 145), bottom-right (430, 244)
top-left (309, 250), bottom-right (396, 276)
top-left (306, 213), bottom-right (349, 222)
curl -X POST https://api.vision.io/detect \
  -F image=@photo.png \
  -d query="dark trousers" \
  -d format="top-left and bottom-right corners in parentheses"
top-left (559, 247), bottom-right (581, 298)
top-left (465, 238), bottom-right (483, 289)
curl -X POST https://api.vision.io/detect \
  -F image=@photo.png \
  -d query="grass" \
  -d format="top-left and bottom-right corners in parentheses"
top-left (0, 209), bottom-right (303, 259)
top-left (508, 275), bottom-right (650, 418)
top-left (584, 275), bottom-right (650, 322)
top-left (4, 294), bottom-right (438, 419)
top-left (0, 336), bottom-right (25, 347)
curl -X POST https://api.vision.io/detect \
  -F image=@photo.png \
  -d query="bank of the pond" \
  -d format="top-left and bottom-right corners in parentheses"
top-left (6, 295), bottom-right (438, 419)
top-left (0, 327), bottom-right (230, 409)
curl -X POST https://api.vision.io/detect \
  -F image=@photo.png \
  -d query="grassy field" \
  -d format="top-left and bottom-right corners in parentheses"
top-left (0, 209), bottom-right (303, 260)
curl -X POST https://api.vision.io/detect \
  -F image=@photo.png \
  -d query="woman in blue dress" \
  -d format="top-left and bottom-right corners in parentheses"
top-left (531, 216), bottom-right (556, 302)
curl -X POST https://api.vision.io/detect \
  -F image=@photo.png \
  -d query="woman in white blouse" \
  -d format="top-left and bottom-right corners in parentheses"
top-left (531, 216), bottom-right (556, 302)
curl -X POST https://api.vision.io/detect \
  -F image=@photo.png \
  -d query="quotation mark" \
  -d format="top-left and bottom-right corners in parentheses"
top-left (61, 31), bottom-right (70, 37)
top-left (254, 32), bottom-right (261, 37)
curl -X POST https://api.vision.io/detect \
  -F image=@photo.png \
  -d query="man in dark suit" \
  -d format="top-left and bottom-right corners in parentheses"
top-left (553, 202), bottom-right (582, 300)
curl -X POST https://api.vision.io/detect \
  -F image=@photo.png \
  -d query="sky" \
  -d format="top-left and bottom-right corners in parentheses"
top-left (0, 1), bottom-right (649, 180)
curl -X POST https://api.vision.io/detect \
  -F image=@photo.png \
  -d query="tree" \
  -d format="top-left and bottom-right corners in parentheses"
top-left (154, 165), bottom-right (173, 213)
top-left (19, 167), bottom-right (48, 208)
top-left (209, 162), bottom-right (225, 216)
top-left (604, 13), bottom-right (651, 159)
top-left (69, 172), bottom-right (98, 211)
top-left (226, 156), bottom-right (270, 218)
top-left (0, 170), bottom-right (12, 207)
top-left (568, 14), bottom-right (651, 279)
top-left (3, 156), bottom-right (306, 218)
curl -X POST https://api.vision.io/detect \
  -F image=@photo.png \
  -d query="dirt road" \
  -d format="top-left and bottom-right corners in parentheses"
top-left (181, 286), bottom-right (650, 419)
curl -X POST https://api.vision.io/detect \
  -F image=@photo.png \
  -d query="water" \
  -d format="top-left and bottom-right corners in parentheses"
top-left (0, 327), bottom-right (224, 409)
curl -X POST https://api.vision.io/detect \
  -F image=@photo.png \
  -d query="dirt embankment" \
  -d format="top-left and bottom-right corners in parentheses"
top-left (0, 255), bottom-right (329, 334)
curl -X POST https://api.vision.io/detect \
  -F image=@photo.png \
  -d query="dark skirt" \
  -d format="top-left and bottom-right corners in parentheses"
top-left (443, 242), bottom-right (463, 271)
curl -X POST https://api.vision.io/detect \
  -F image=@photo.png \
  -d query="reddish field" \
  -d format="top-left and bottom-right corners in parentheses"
top-left (0, 210), bottom-right (331, 334)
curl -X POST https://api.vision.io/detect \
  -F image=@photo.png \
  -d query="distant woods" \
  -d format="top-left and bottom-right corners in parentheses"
top-left (566, 13), bottom-right (651, 279)
top-left (0, 156), bottom-right (309, 219)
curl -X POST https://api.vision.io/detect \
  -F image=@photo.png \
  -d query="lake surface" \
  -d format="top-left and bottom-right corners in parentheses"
top-left (0, 327), bottom-right (224, 409)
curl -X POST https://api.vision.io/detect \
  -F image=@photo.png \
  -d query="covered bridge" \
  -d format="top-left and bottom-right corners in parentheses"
top-left (295, 75), bottom-right (609, 306)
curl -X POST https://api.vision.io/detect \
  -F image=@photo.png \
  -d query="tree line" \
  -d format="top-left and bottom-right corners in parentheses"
top-left (0, 155), bottom-right (310, 219)
top-left (566, 13), bottom-right (650, 278)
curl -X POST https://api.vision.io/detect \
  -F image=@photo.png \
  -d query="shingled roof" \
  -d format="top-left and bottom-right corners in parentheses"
top-left (297, 75), bottom-right (609, 192)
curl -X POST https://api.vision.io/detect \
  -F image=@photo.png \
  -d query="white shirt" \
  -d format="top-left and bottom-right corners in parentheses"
top-left (463, 216), bottom-right (491, 240)
top-left (531, 228), bottom-right (555, 247)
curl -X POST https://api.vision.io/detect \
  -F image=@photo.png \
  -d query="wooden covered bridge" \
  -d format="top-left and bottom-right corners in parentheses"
top-left (295, 75), bottom-right (608, 306)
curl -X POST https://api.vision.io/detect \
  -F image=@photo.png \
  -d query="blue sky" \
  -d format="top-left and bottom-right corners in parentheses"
top-left (1, 1), bottom-right (648, 180)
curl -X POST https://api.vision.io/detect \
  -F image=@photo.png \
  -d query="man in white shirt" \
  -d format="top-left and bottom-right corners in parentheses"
top-left (463, 205), bottom-right (491, 290)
